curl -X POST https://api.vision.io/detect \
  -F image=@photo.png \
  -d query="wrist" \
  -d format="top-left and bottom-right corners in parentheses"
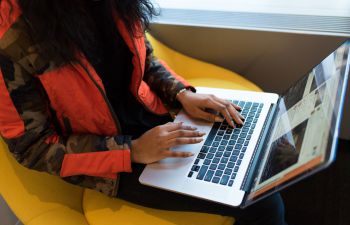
top-left (176, 88), bottom-right (191, 103)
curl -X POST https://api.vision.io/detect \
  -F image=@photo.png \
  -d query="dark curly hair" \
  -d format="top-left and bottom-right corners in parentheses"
top-left (17, 0), bottom-right (158, 65)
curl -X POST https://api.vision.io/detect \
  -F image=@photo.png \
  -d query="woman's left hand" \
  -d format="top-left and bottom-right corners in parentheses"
top-left (176, 90), bottom-right (245, 128)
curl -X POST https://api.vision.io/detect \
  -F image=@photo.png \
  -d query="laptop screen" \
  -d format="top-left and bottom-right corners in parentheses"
top-left (246, 41), bottom-right (350, 203)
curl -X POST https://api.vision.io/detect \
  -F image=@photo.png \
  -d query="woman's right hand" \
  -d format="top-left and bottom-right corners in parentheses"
top-left (130, 122), bottom-right (205, 164)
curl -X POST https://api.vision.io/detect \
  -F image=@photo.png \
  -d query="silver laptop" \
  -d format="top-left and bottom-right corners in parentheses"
top-left (140, 41), bottom-right (350, 208)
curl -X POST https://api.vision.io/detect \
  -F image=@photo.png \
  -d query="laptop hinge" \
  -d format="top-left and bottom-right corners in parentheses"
top-left (240, 99), bottom-right (280, 191)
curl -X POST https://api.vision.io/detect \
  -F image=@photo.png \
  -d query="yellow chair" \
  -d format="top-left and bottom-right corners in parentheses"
top-left (0, 35), bottom-right (262, 225)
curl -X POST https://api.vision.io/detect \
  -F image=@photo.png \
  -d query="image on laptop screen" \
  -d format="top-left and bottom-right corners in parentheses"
top-left (247, 41), bottom-right (349, 200)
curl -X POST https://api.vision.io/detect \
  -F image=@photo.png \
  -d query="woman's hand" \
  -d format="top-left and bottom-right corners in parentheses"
top-left (176, 90), bottom-right (244, 128)
top-left (131, 122), bottom-right (205, 164)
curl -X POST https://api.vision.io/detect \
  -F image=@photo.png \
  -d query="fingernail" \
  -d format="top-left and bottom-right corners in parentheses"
top-left (199, 132), bottom-right (206, 136)
top-left (215, 117), bottom-right (224, 122)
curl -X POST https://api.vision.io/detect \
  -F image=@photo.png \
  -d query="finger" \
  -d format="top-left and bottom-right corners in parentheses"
top-left (195, 109), bottom-right (224, 123)
top-left (164, 122), bottom-right (197, 132)
top-left (167, 130), bottom-right (206, 140)
top-left (162, 150), bottom-right (194, 158)
top-left (166, 137), bottom-right (204, 148)
top-left (206, 97), bottom-right (235, 127)
top-left (231, 102), bottom-right (242, 111)
top-left (227, 104), bottom-right (244, 125)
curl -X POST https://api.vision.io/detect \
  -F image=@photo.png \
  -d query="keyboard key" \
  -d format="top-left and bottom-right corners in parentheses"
top-left (231, 173), bottom-right (237, 179)
top-left (206, 153), bottom-right (214, 159)
top-left (217, 131), bottom-right (224, 136)
top-left (253, 103), bottom-right (259, 107)
top-left (194, 159), bottom-right (199, 164)
top-left (213, 157), bottom-right (220, 164)
top-left (248, 129), bottom-right (254, 135)
top-left (240, 133), bottom-right (247, 138)
top-left (230, 155), bottom-right (238, 162)
top-left (204, 159), bottom-right (211, 165)
top-left (256, 113), bottom-right (260, 118)
top-left (223, 135), bottom-right (230, 140)
top-left (232, 150), bottom-right (240, 156)
top-left (220, 175), bottom-right (230, 185)
top-left (198, 153), bottom-right (206, 159)
top-left (212, 177), bottom-right (220, 183)
top-left (226, 129), bottom-right (233, 134)
top-left (234, 144), bottom-right (242, 149)
top-left (259, 103), bottom-right (264, 108)
top-left (228, 180), bottom-right (234, 186)
top-left (188, 171), bottom-right (194, 177)
top-left (226, 145), bottom-right (233, 151)
top-left (247, 135), bottom-right (252, 140)
top-left (237, 160), bottom-right (242, 165)
top-left (245, 102), bottom-right (252, 107)
top-left (200, 146), bottom-right (209, 153)
top-left (246, 117), bottom-right (253, 122)
top-left (257, 108), bottom-right (262, 113)
top-left (209, 147), bottom-right (217, 153)
top-left (234, 166), bottom-right (239, 172)
top-left (215, 170), bottom-right (223, 177)
top-left (253, 118), bottom-right (258, 123)
top-left (251, 124), bottom-right (256, 129)
top-left (204, 170), bottom-right (215, 181)
top-left (197, 166), bottom-right (209, 180)
top-left (224, 168), bottom-right (233, 175)
top-left (192, 165), bottom-right (200, 172)
top-left (212, 141), bottom-right (219, 147)
top-left (229, 140), bottom-right (236, 145)
top-left (237, 138), bottom-right (244, 144)
top-left (239, 153), bottom-right (244, 159)
top-left (227, 162), bottom-right (235, 168)
top-left (210, 164), bottom-right (218, 170)
top-left (215, 151), bottom-right (223, 157)
top-left (231, 134), bottom-right (238, 140)
top-left (218, 145), bottom-right (225, 151)
top-left (233, 129), bottom-right (240, 134)
top-left (244, 141), bottom-right (249, 146)
top-left (221, 140), bottom-right (228, 146)
top-left (219, 125), bottom-right (227, 130)
top-left (214, 136), bottom-right (222, 142)
top-left (224, 151), bottom-right (231, 157)
top-left (221, 157), bottom-right (229, 164)
top-left (242, 147), bottom-right (247, 152)
top-left (242, 127), bottom-right (249, 133)
top-left (218, 163), bottom-right (226, 170)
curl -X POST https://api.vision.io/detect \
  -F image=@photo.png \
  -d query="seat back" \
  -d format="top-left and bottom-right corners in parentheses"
top-left (147, 34), bottom-right (262, 92)
top-left (0, 139), bottom-right (86, 224)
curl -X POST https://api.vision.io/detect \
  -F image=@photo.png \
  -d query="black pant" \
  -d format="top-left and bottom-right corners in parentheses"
top-left (117, 163), bottom-right (287, 225)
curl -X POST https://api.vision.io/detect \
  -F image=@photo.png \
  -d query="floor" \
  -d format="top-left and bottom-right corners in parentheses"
top-left (1, 139), bottom-right (349, 225)
top-left (282, 138), bottom-right (350, 225)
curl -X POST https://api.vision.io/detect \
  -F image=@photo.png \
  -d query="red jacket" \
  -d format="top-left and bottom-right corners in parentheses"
top-left (0, 0), bottom-right (193, 196)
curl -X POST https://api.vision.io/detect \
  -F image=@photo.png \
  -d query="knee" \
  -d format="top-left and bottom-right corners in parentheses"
top-left (239, 193), bottom-right (286, 225)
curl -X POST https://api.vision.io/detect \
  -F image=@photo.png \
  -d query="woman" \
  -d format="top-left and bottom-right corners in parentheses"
top-left (0, 0), bottom-right (286, 224)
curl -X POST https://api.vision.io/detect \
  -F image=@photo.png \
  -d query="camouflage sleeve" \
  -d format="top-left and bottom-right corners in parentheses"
top-left (0, 55), bottom-right (132, 188)
top-left (143, 37), bottom-right (196, 109)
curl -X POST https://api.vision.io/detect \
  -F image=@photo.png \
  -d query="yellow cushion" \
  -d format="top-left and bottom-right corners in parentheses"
top-left (83, 189), bottom-right (234, 225)
top-left (0, 139), bottom-right (87, 225)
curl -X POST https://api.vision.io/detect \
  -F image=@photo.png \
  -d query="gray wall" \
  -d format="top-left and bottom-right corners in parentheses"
top-left (150, 24), bottom-right (350, 140)
top-left (0, 195), bottom-right (22, 225)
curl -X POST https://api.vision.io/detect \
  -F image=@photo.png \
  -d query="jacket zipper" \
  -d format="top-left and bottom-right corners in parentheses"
top-left (76, 61), bottom-right (122, 134)
top-left (77, 61), bottom-right (123, 196)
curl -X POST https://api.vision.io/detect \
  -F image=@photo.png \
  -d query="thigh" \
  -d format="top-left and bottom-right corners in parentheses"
top-left (117, 163), bottom-right (286, 225)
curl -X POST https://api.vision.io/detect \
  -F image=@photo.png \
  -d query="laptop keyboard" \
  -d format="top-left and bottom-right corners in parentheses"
top-left (187, 100), bottom-right (264, 187)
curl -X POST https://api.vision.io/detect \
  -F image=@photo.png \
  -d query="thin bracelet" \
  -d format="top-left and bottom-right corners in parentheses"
top-left (175, 88), bottom-right (188, 100)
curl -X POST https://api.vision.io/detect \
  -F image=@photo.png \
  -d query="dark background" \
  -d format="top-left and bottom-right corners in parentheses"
top-left (282, 139), bottom-right (350, 225)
